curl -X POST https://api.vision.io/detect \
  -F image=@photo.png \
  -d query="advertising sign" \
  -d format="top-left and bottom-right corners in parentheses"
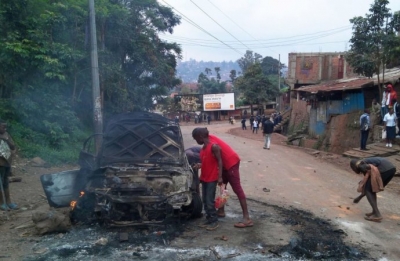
top-left (203, 93), bottom-right (235, 111)
top-left (176, 94), bottom-right (202, 112)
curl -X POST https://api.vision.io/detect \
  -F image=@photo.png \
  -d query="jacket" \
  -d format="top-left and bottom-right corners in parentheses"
top-left (263, 120), bottom-right (274, 134)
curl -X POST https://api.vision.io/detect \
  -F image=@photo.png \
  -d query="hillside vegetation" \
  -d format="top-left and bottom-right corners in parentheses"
top-left (0, 0), bottom-right (182, 164)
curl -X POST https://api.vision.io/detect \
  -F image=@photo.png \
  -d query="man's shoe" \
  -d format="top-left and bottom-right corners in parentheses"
top-left (386, 143), bottom-right (389, 147)
top-left (389, 143), bottom-right (393, 147)
top-left (7, 203), bottom-right (18, 210)
top-left (267, 148), bottom-right (270, 150)
top-left (263, 147), bottom-right (267, 149)
top-left (0, 204), bottom-right (9, 211)
top-left (205, 221), bottom-right (219, 231)
top-left (198, 220), bottom-right (211, 228)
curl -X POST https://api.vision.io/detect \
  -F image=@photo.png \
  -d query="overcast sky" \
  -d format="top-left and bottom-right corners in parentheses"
top-left (159, 0), bottom-right (400, 65)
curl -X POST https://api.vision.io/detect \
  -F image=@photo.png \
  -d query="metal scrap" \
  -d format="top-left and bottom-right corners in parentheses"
top-left (209, 246), bottom-right (221, 259)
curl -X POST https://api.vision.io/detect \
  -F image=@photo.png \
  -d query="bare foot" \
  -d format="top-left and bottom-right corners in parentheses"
top-left (365, 212), bottom-right (374, 217)
top-left (353, 197), bottom-right (361, 204)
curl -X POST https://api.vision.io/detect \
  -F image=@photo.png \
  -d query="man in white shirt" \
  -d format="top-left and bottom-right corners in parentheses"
top-left (252, 120), bottom-right (259, 134)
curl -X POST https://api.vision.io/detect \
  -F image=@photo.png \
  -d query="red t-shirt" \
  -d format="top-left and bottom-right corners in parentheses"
top-left (199, 142), bottom-right (218, 182)
top-left (209, 135), bottom-right (240, 170)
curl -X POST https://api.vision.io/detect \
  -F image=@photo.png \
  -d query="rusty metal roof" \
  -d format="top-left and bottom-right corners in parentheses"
top-left (296, 78), bottom-right (374, 93)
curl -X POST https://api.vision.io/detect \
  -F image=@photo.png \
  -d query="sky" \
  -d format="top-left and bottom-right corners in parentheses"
top-left (159, 0), bottom-right (400, 66)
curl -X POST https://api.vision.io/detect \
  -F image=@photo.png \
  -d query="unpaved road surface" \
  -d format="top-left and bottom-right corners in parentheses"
top-left (0, 122), bottom-right (399, 260)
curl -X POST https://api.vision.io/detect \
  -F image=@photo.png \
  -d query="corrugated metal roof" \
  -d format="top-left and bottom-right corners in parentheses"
top-left (296, 67), bottom-right (400, 94)
top-left (296, 78), bottom-right (373, 93)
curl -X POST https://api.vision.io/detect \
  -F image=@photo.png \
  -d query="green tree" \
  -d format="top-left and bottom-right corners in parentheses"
top-left (197, 68), bottom-right (227, 94)
top-left (346, 0), bottom-right (400, 97)
top-left (235, 63), bottom-right (279, 114)
top-left (237, 50), bottom-right (262, 73)
top-left (215, 67), bottom-right (221, 81)
top-left (0, 0), bottom-right (182, 163)
top-left (229, 70), bottom-right (237, 83)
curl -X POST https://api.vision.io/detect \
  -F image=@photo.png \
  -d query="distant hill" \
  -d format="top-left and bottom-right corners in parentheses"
top-left (176, 59), bottom-right (241, 83)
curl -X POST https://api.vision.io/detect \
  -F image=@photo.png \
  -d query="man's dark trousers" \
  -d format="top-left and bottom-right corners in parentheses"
top-left (201, 181), bottom-right (218, 222)
top-left (360, 130), bottom-right (369, 150)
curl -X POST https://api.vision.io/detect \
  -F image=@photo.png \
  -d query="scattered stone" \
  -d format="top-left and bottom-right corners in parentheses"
top-left (30, 157), bottom-right (47, 167)
top-left (346, 207), bottom-right (350, 210)
top-left (338, 205), bottom-right (342, 208)
top-left (34, 248), bottom-right (49, 254)
top-left (119, 232), bottom-right (129, 242)
top-left (32, 209), bottom-right (71, 235)
top-left (95, 237), bottom-right (108, 246)
top-left (8, 177), bottom-right (22, 183)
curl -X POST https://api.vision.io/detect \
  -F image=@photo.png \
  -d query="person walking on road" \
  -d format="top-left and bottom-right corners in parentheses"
top-left (241, 118), bottom-right (246, 130)
top-left (350, 157), bottom-right (396, 222)
top-left (252, 119), bottom-right (258, 134)
top-left (192, 127), bottom-right (253, 228)
top-left (262, 117), bottom-right (274, 150)
top-left (383, 108), bottom-right (397, 147)
top-left (359, 109), bottom-right (370, 150)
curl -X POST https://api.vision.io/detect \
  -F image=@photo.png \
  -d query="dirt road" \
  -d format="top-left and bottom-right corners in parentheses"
top-left (1, 121), bottom-right (399, 260)
top-left (182, 123), bottom-right (400, 260)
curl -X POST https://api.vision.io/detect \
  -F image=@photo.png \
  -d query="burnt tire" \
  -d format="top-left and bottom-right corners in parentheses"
top-left (188, 192), bottom-right (203, 219)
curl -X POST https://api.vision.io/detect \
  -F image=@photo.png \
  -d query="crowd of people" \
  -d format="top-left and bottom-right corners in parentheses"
top-left (361, 83), bottom-right (399, 150)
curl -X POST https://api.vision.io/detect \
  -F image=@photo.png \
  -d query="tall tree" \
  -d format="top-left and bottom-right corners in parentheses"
top-left (197, 68), bottom-right (227, 94)
top-left (214, 67), bottom-right (221, 82)
top-left (229, 70), bottom-right (237, 83)
top-left (237, 50), bottom-right (262, 73)
top-left (0, 0), bottom-right (183, 160)
top-left (235, 63), bottom-right (279, 114)
top-left (346, 0), bottom-right (400, 97)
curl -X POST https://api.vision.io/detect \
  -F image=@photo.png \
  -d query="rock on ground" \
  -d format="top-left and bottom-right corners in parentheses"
top-left (32, 208), bottom-right (71, 235)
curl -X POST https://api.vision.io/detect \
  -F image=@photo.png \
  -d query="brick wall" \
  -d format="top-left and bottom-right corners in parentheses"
top-left (289, 100), bottom-right (308, 133)
top-left (294, 56), bottom-right (321, 83)
top-left (288, 53), bottom-right (359, 88)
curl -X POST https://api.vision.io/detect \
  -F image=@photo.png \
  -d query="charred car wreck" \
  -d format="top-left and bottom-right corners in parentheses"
top-left (41, 112), bottom-right (202, 226)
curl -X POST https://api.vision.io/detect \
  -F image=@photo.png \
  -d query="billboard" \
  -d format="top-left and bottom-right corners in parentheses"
top-left (175, 94), bottom-right (203, 112)
top-left (203, 93), bottom-right (235, 111)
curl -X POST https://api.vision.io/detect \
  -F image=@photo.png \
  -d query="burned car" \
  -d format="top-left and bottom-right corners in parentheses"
top-left (41, 112), bottom-right (202, 226)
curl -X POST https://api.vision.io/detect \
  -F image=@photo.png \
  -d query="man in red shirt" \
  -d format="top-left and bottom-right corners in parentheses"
top-left (192, 128), bottom-right (219, 230)
top-left (192, 127), bottom-right (253, 228)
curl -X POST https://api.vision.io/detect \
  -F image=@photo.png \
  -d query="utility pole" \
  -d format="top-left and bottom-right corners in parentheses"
top-left (277, 54), bottom-right (281, 112)
top-left (89, 0), bottom-right (103, 152)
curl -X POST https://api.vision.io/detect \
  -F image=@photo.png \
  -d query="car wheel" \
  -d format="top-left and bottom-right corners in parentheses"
top-left (188, 192), bottom-right (203, 219)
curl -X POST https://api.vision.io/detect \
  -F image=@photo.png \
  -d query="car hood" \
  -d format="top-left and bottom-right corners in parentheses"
top-left (100, 112), bottom-right (185, 166)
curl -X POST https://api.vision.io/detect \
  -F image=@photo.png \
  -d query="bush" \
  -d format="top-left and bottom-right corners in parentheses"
top-left (0, 98), bottom-right (90, 165)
